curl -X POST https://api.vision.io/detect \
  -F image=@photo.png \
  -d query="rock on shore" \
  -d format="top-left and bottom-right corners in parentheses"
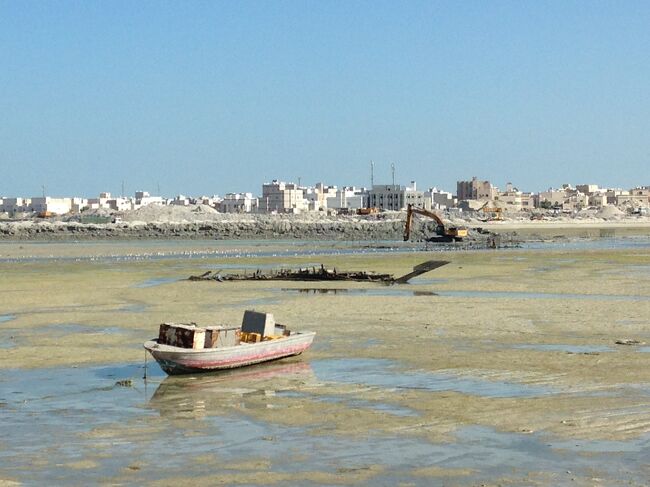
top-left (0, 206), bottom-right (418, 241)
top-left (1, 203), bottom-right (647, 241)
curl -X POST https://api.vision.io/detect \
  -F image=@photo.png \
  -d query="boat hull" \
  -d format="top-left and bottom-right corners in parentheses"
top-left (144, 331), bottom-right (315, 375)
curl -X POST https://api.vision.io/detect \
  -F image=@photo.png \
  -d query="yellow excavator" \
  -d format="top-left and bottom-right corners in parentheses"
top-left (403, 204), bottom-right (468, 242)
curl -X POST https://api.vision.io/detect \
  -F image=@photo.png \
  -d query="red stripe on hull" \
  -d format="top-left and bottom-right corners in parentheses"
top-left (157, 343), bottom-right (311, 370)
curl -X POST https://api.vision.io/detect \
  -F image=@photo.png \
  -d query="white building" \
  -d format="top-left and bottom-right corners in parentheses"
top-left (0, 197), bottom-right (30, 214)
top-left (425, 187), bottom-right (455, 210)
top-left (326, 187), bottom-right (366, 211)
top-left (219, 193), bottom-right (257, 213)
top-left (135, 191), bottom-right (164, 208)
top-left (170, 194), bottom-right (192, 206)
top-left (367, 181), bottom-right (426, 211)
top-left (29, 197), bottom-right (73, 215)
top-left (197, 195), bottom-right (222, 208)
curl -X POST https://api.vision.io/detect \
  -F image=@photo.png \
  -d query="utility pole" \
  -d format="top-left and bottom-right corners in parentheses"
top-left (41, 185), bottom-right (46, 198)
top-left (391, 163), bottom-right (395, 187)
top-left (370, 160), bottom-right (374, 188)
top-left (121, 180), bottom-right (125, 198)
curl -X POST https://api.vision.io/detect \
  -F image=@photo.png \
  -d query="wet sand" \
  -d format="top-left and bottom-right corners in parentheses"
top-left (1, 240), bottom-right (650, 485)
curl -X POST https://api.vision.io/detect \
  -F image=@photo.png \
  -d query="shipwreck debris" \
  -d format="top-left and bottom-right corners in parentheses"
top-left (614, 339), bottom-right (646, 346)
top-left (188, 260), bottom-right (449, 285)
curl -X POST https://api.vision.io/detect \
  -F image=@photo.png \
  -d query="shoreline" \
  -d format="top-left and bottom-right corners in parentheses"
top-left (2, 214), bottom-right (650, 241)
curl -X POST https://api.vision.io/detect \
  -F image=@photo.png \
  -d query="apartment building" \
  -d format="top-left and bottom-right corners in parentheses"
top-left (367, 182), bottom-right (426, 211)
top-left (457, 177), bottom-right (498, 201)
top-left (258, 180), bottom-right (307, 213)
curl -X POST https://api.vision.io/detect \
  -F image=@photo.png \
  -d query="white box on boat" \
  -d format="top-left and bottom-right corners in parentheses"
top-left (241, 310), bottom-right (275, 337)
top-left (204, 326), bottom-right (240, 348)
top-left (158, 323), bottom-right (205, 349)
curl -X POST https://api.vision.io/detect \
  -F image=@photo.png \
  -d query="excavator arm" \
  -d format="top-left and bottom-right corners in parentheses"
top-left (404, 204), bottom-right (468, 241)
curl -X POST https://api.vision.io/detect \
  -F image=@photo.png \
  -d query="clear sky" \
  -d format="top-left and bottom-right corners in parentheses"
top-left (1, 0), bottom-right (649, 197)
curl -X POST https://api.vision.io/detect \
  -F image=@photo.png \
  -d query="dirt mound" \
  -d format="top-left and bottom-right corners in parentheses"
top-left (596, 205), bottom-right (625, 219)
top-left (122, 204), bottom-right (221, 223)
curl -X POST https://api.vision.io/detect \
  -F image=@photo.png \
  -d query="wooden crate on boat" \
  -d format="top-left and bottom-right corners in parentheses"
top-left (204, 326), bottom-right (241, 348)
top-left (158, 323), bottom-right (205, 349)
top-left (240, 331), bottom-right (262, 343)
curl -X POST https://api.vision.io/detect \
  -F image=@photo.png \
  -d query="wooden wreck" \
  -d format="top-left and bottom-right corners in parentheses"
top-left (188, 260), bottom-right (449, 285)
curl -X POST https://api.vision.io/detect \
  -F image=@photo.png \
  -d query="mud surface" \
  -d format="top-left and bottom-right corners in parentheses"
top-left (1, 240), bottom-right (650, 485)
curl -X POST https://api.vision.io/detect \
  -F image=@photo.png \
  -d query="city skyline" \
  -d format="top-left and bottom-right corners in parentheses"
top-left (2, 2), bottom-right (650, 196)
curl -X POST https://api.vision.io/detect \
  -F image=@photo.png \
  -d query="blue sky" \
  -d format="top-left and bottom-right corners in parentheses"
top-left (1, 1), bottom-right (649, 197)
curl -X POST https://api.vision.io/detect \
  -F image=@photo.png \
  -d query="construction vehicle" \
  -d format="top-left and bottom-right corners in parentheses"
top-left (357, 207), bottom-right (379, 215)
top-left (403, 204), bottom-right (468, 242)
top-left (478, 201), bottom-right (503, 221)
top-left (482, 207), bottom-right (503, 220)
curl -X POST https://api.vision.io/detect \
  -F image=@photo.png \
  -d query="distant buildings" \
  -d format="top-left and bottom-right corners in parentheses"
top-left (1, 175), bottom-right (648, 218)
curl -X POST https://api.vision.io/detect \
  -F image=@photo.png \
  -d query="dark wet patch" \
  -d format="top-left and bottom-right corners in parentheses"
top-left (311, 358), bottom-right (553, 398)
top-left (134, 277), bottom-right (178, 288)
top-left (40, 323), bottom-right (126, 335)
top-left (514, 344), bottom-right (614, 354)
top-left (281, 288), bottom-right (438, 297)
top-left (438, 290), bottom-right (650, 302)
top-left (119, 303), bottom-right (149, 313)
top-left (230, 296), bottom-right (282, 307)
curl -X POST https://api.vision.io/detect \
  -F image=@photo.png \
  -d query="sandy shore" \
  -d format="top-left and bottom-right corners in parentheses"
top-left (1, 239), bottom-right (650, 485)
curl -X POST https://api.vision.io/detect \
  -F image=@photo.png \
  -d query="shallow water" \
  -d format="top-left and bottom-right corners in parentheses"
top-left (312, 358), bottom-right (553, 398)
top-left (3, 236), bottom-right (650, 264)
top-left (0, 314), bottom-right (15, 323)
top-left (1, 359), bottom-right (649, 485)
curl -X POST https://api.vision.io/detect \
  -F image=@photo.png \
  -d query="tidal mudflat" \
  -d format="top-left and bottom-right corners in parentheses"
top-left (1, 240), bottom-right (649, 485)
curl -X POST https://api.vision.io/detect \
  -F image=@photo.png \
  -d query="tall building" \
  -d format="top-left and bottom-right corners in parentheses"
top-left (457, 177), bottom-right (498, 200)
top-left (258, 180), bottom-right (307, 213)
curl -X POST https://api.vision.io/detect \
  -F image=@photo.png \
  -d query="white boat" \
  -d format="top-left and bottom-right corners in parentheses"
top-left (144, 310), bottom-right (315, 375)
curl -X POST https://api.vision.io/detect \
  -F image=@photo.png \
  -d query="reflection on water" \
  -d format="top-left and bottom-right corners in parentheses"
top-left (281, 288), bottom-right (438, 297)
top-left (279, 287), bottom-right (648, 301)
top-left (148, 361), bottom-right (316, 419)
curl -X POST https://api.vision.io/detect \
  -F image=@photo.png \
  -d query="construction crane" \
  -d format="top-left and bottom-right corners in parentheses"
top-left (403, 204), bottom-right (468, 242)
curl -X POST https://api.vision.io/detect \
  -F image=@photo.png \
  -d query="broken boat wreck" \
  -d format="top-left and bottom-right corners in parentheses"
top-left (188, 260), bottom-right (449, 285)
